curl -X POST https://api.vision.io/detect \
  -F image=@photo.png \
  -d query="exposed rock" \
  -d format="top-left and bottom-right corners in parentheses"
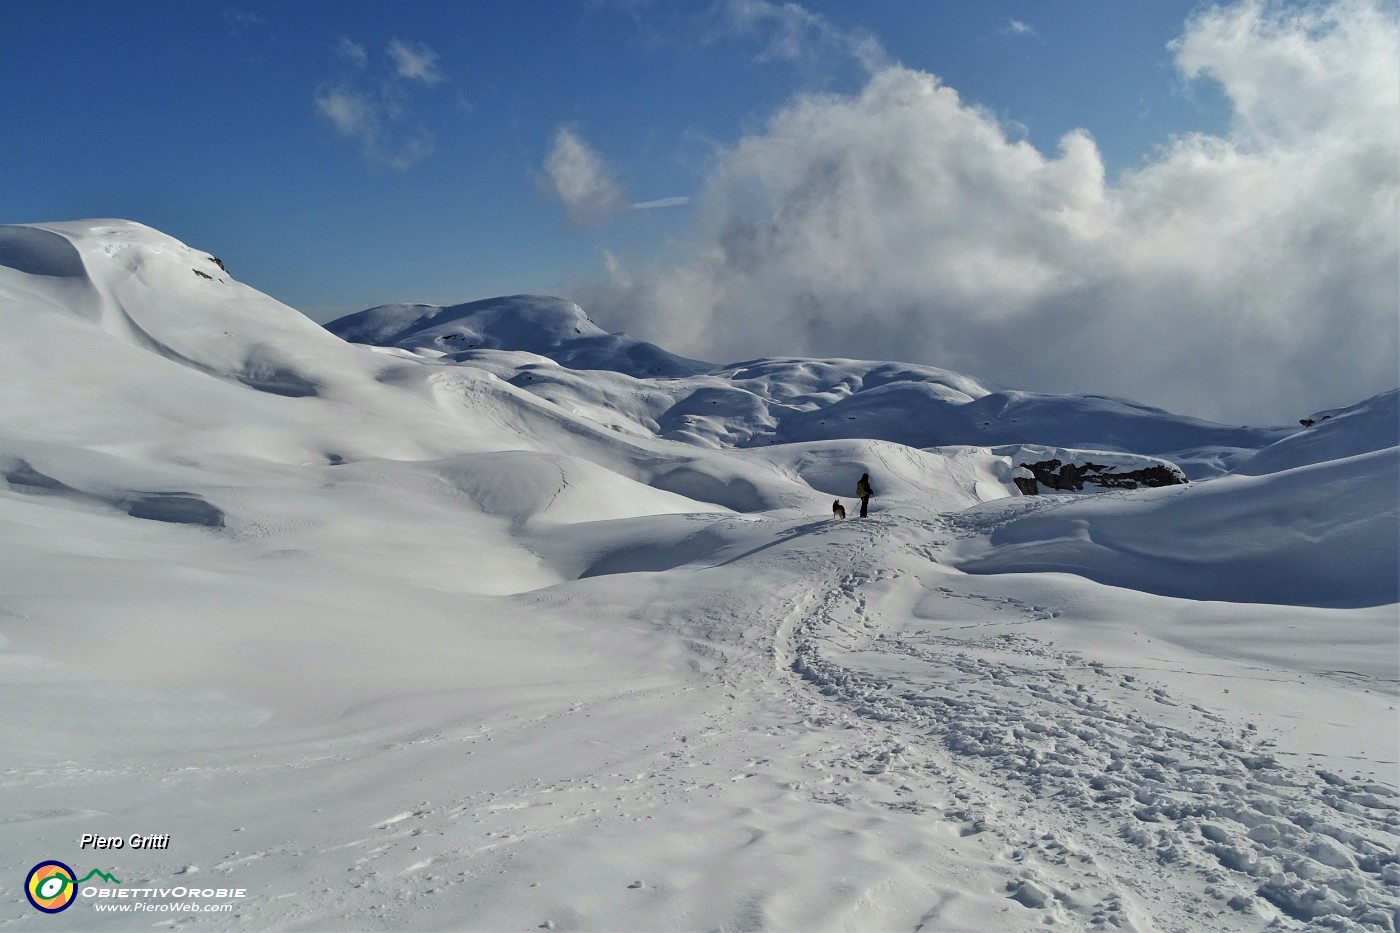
top-left (1087, 464), bottom-right (1188, 489)
top-left (1018, 458), bottom-right (1186, 492)
top-left (1013, 476), bottom-right (1039, 496)
top-left (193, 269), bottom-right (213, 280)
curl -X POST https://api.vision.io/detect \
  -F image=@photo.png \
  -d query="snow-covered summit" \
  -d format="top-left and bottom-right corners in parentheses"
top-left (326, 294), bottom-right (709, 378)
top-left (1, 220), bottom-right (340, 372)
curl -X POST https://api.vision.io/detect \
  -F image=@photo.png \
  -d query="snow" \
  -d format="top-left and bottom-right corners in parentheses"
top-left (1231, 390), bottom-right (1400, 477)
top-left (327, 295), bottom-right (709, 378)
top-left (952, 447), bottom-right (1399, 607)
top-left (1, 219), bottom-right (1397, 932)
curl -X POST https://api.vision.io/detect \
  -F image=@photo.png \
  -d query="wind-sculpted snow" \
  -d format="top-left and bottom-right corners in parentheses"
top-left (951, 447), bottom-right (1400, 607)
top-left (0, 225), bottom-right (87, 278)
top-left (1232, 390), bottom-right (1400, 477)
top-left (1, 219), bottom-right (1396, 931)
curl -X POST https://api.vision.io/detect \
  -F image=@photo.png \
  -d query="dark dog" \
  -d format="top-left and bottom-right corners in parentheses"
top-left (832, 499), bottom-right (846, 519)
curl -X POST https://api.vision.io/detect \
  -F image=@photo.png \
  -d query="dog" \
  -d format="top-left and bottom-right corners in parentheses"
top-left (832, 499), bottom-right (846, 519)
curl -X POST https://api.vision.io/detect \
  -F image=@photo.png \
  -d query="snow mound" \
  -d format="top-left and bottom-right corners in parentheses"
top-left (429, 451), bottom-right (714, 525)
top-left (952, 447), bottom-right (1399, 607)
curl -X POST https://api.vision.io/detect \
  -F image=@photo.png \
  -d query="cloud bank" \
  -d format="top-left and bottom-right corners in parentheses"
top-left (581, 0), bottom-right (1398, 425)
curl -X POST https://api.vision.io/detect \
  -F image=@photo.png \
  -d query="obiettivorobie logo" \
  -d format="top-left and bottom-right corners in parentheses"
top-left (24, 856), bottom-right (246, 916)
top-left (25, 861), bottom-right (120, 913)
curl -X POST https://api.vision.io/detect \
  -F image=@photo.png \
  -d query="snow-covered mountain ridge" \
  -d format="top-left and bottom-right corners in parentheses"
top-left (328, 295), bottom-right (1294, 478)
top-left (2, 220), bottom-right (1396, 931)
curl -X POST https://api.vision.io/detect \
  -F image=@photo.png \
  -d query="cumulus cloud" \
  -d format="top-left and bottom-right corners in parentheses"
top-left (540, 127), bottom-right (631, 224)
top-left (387, 38), bottom-right (444, 84)
top-left (579, 0), bottom-right (1399, 424)
top-left (539, 127), bottom-right (692, 223)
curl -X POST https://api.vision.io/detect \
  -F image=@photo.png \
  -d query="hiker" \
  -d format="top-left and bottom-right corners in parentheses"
top-left (856, 472), bottom-right (873, 517)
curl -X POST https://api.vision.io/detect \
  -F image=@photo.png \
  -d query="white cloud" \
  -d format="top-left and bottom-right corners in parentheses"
top-left (1004, 19), bottom-right (1039, 40)
top-left (222, 9), bottom-right (267, 36)
top-left (315, 86), bottom-right (374, 139)
top-left (336, 36), bottom-right (368, 68)
top-left (315, 36), bottom-right (451, 170)
top-left (387, 38), bottom-right (444, 84)
top-left (712, 0), bottom-right (889, 74)
top-left (315, 84), bottom-right (435, 170)
top-left (540, 126), bottom-right (630, 225)
top-left (579, 0), bottom-right (1399, 425)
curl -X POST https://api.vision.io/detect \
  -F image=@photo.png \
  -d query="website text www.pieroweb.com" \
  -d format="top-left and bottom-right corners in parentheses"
top-left (24, 842), bottom-right (247, 917)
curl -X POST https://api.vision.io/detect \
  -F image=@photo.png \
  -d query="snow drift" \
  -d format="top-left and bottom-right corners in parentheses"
top-left (952, 445), bottom-right (1399, 607)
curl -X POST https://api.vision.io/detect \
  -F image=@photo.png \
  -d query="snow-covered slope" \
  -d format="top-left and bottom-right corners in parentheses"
top-left (2, 220), bottom-right (1396, 932)
top-left (327, 295), bottom-right (709, 378)
top-left (952, 446), bottom-right (1399, 607)
top-left (329, 301), bottom-right (1293, 478)
top-left (1230, 389), bottom-right (1400, 476)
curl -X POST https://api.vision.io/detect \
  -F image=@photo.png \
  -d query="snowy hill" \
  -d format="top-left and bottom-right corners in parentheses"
top-left (2, 220), bottom-right (1397, 931)
top-left (1230, 389), bottom-right (1400, 476)
top-left (328, 301), bottom-right (1292, 478)
top-left (326, 295), bottom-right (709, 378)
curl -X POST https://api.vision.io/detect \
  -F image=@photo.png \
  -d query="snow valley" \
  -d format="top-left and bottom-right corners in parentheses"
top-left (1, 220), bottom-right (1396, 931)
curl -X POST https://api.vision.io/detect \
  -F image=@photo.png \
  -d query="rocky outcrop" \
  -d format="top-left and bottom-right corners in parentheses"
top-left (1016, 459), bottom-right (1186, 494)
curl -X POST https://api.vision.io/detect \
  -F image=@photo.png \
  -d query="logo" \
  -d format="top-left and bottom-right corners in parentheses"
top-left (24, 861), bottom-right (121, 913)
top-left (26, 861), bottom-right (77, 913)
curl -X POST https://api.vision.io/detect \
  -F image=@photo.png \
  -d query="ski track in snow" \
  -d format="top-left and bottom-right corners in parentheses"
top-left (3, 508), bottom-right (1394, 932)
top-left (763, 515), bottom-right (1400, 931)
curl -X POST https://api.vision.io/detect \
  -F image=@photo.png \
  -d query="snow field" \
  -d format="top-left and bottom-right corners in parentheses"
top-left (0, 221), bottom-right (1395, 931)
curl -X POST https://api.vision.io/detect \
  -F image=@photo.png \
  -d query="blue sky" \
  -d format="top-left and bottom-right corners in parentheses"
top-left (2, 1), bottom-right (1395, 424)
top-left (5, 1), bottom-right (1222, 317)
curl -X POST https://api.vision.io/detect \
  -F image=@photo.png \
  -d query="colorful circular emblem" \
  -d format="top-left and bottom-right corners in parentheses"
top-left (26, 861), bottom-right (77, 913)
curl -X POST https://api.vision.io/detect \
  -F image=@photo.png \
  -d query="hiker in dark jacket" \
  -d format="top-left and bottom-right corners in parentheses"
top-left (856, 472), bottom-right (873, 517)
